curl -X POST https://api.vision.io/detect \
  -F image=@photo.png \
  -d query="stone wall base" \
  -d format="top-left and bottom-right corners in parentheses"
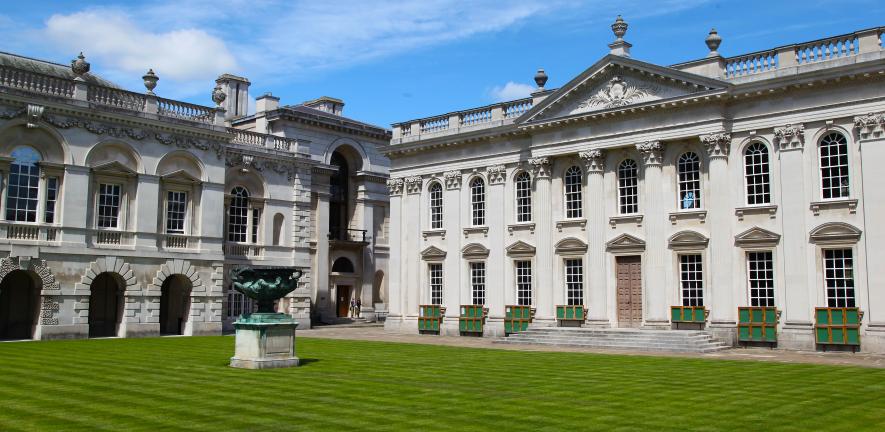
top-left (37, 324), bottom-right (87, 340)
top-left (192, 321), bottom-right (222, 336)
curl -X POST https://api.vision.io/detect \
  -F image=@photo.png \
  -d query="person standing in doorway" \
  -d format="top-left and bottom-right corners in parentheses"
top-left (350, 297), bottom-right (357, 318)
top-left (356, 298), bottom-right (362, 317)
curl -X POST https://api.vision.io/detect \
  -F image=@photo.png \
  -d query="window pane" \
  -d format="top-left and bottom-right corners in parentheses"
top-left (429, 263), bottom-right (443, 305)
top-left (819, 133), bottom-right (850, 199)
top-left (677, 153), bottom-right (701, 209)
top-left (565, 259), bottom-right (583, 305)
top-left (824, 249), bottom-right (855, 307)
top-left (564, 166), bottom-right (583, 218)
top-left (618, 159), bottom-right (638, 214)
top-left (471, 262), bottom-right (486, 305)
top-left (747, 251), bottom-right (775, 307)
top-left (6, 146), bottom-right (41, 223)
top-left (515, 172), bottom-right (532, 223)
top-left (44, 177), bottom-right (58, 224)
top-left (744, 143), bottom-right (771, 205)
top-left (471, 178), bottom-right (485, 226)
top-left (680, 254), bottom-right (704, 306)
top-left (228, 187), bottom-right (249, 242)
top-left (97, 183), bottom-right (122, 228)
top-left (429, 183), bottom-right (443, 229)
top-left (516, 260), bottom-right (532, 306)
top-left (165, 190), bottom-right (187, 234)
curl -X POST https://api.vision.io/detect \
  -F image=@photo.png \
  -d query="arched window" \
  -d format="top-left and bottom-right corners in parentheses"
top-left (6, 146), bottom-right (42, 222)
top-left (227, 187), bottom-right (249, 242)
top-left (564, 166), bottom-right (583, 219)
top-left (515, 171), bottom-right (532, 222)
top-left (677, 152), bottom-right (701, 209)
top-left (744, 143), bottom-right (771, 205)
top-left (429, 182), bottom-right (443, 229)
top-left (819, 132), bottom-right (849, 199)
top-left (470, 178), bottom-right (485, 226)
top-left (617, 159), bottom-right (638, 214)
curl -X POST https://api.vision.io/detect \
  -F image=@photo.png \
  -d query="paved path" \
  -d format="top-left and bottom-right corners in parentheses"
top-left (299, 325), bottom-right (885, 369)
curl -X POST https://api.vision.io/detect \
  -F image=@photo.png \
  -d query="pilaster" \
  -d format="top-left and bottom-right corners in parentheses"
top-left (486, 165), bottom-right (506, 320)
top-left (530, 157), bottom-right (554, 320)
top-left (385, 178), bottom-right (404, 320)
top-left (443, 171), bottom-right (462, 324)
top-left (637, 141), bottom-right (668, 326)
top-left (701, 132), bottom-right (735, 326)
top-left (403, 177), bottom-right (422, 316)
top-left (580, 150), bottom-right (608, 324)
top-left (854, 113), bottom-right (885, 328)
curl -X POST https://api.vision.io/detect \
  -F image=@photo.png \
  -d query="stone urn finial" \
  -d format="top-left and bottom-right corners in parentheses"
top-left (71, 52), bottom-right (90, 79)
top-left (611, 15), bottom-right (628, 42)
top-left (212, 84), bottom-right (226, 106)
top-left (534, 68), bottom-right (548, 90)
top-left (142, 69), bottom-right (159, 95)
top-left (705, 28), bottom-right (722, 57)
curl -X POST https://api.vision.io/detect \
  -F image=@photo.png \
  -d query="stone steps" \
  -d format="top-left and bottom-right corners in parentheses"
top-left (495, 327), bottom-right (730, 353)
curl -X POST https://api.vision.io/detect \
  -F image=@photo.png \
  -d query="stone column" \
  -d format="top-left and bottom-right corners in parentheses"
top-left (443, 171), bottom-right (462, 331)
top-left (385, 179), bottom-right (404, 325)
top-left (486, 165), bottom-right (507, 327)
top-left (530, 157), bottom-right (554, 321)
top-left (403, 176), bottom-right (424, 319)
top-left (855, 115), bottom-right (885, 335)
top-left (702, 132), bottom-right (736, 328)
top-left (580, 150), bottom-right (608, 325)
top-left (358, 197), bottom-right (376, 320)
top-left (774, 124), bottom-right (812, 331)
top-left (637, 142), bottom-right (668, 327)
top-left (313, 180), bottom-right (332, 321)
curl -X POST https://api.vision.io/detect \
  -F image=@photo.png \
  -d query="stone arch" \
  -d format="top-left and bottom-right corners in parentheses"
top-left (0, 121), bottom-right (70, 164)
top-left (79, 256), bottom-right (138, 291)
top-left (149, 259), bottom-right (203, 291)
top-left (0, 256), bottom-right (61, 331)
top-left (85, 139), bottom-right (144, 174)
top-left (332, 257), bottom-right (356, 273)
top-left (156, 150), bottom-right (205, 182)
top-left (324, 137), bottom-right (367, 172)
top-left (225, 166), bottom-right (267, 198)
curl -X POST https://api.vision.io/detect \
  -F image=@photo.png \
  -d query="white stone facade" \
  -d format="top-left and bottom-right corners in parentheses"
top-left (0, 52), bottom-right (389, 340)
top-left (384, 23), bottom-right (885, 352)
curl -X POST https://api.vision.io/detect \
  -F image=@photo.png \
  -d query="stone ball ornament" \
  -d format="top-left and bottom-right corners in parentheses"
top-left (142, 69), bottom-right (159, 94)
top-left (70, 52), bottom-right (90, 77)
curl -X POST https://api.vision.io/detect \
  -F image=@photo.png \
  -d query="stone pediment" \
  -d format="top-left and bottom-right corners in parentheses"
top-left (668, 230), bottom-right (709, 250)
top-left (606, 233), bottom-right (646, 252)
top-left (809, 222), bottom-right (861, 245)
top-left (160, 169), bottom-right (201, 183)
top-left (555, 237), bottom-right (588, 255)
top-left (522, 56), bottom-right (726, 124)
top-left (421, 246), bottom-right (447, 260)
top-left (461, 243), bottom-right (490, 259)
top-left (734, 227), bottom-right (781, 248)
top-left (506, 240), bottom-right (536, 257)
top-left (90, 160), bottom-right (137, 176)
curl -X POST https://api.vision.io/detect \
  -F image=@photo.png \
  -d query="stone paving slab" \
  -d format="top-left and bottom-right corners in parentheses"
top-left (297, 326), bottom-right (885, 369)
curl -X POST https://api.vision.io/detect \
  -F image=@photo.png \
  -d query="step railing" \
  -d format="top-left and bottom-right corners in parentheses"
top-left (0, 66), bottom-right (75, 98)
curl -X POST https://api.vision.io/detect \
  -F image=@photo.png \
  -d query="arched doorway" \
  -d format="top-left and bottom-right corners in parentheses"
top-left (329, 151), bottom-right (350, 240)
top-left (0, 270), bottom-right (40, 340)
top-left (160, 275), bottom-right (192, 335)
top-left (89, 272), bottom-right (124, 338)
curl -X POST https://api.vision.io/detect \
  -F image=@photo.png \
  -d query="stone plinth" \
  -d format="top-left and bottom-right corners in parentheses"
top-left (230, 313), bottom-right (299, 369)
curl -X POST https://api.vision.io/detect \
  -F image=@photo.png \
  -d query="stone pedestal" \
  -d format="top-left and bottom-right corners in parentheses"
top-left (230, 313), bottom-right (299, 369)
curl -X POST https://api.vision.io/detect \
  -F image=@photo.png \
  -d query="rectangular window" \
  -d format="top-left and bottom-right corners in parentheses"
top-left (678, 153), bottom-right (702, 209)
top-left (251, 208), bottom-right (261, 243)
top-left (43, 177), bottom-right (58, 224)
top-left (565, 258), bottom-right (583, 305)
top-left (429, 263), bottom-right (443, 305)
top-left (564, 167), bottom-right (583, 219)
top-left (747, 251), bottom-right (775, 307)
top-left (97, 183), bottom-right (122, 228)
top-left (429, 184), bottom-right (443, 229)
top-left (165, 190), bottom-right (187, 234)
top-left (226, 289), bottom-right (254, 319)
top-left (6, 162), bottom-right (40, 222)
top-left (515, 173), bottom-right (532, 223)
top-left (824, 249), bottom-right (855, 307)
top-left (516, 260), bottom-right (532, 306)
top-left (471, 180), bottom-right (485, 226)
top-left (470, 262), bottom-right (486, 305)
top-left (680, 254), bottom-right (704, 306)
top-left (820, 133), bottom-right (850, 199)
top-left (618, 160), bottom-right (639, 214)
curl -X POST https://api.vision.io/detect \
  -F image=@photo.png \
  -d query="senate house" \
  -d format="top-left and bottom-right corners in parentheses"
top-left (383, 19), bottom-right (885, 352)
top-left (0, 50), bottom-right (390, 340)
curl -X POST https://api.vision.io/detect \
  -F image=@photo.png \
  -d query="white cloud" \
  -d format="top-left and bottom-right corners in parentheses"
top-left (43, 10), bottom-right (236, 93)
top-left (489, 82), bottom-right (536, 102)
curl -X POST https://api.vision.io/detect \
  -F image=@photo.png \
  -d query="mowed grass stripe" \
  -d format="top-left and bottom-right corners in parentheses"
top-left (0, 336), bottom-right (883, 431)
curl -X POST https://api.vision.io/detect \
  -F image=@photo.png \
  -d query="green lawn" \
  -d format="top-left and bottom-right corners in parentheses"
top-left (0, 336), bottom-right (883, 431)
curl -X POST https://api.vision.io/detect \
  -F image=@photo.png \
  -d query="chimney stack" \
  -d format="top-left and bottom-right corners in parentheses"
top-left (215, 74), bottom-right (250, 119)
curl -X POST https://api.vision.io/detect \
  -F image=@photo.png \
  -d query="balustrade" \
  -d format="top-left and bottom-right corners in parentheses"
top-left (795, 35), bottom-right (858, 64)
top-left (420, 116), bottom-right (449, 134)
top-left (724, 50), bottom-right (778, 78)
top-left (157, 97), bottom-right (214, 124)
top-left (224, 242), bottom-right (264, 258)
top-left (1, 223), bottom-right (61, 242)
top-left (163, 234), bottom-right (190, 249)
top-left (504, 98), bottom-right (532, 118)
top-left (88, 86), bottom-right (147, 111)
top-left (460, 108), bottom-right (492, 126)
top-left (0, 66), bottom-right (74, 98)
top-left (93, 230), bottom-right (134, 246)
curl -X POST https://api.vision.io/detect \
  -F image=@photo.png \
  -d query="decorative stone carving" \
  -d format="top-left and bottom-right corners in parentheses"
top-left (636, 141), bottom-right (664, 166)
top-left (386, 178), bottom-right (404, 195)
top-left (578, 76), bottom-right (656, 110)
top-left (579, 149), bottom-right (605, 173)
top-left (0, 257), bottom-right (62, 325)
top-left (854, 112), bottom-right (885, 138)
top-left (26, 104), bottom-right (44, 128)
top-left (809, 222), bottom-right (862, 245)
top-left (705, 28), bottom-right (722, 56)
top-left (40, 296), bottom-right (60, 325)
top-left (150, 259), bottom-right (203, 293)
top-left (405, 176), bottom-right (423, 194)
top-left (529, 157), bottom-right (551, 177)
top-left (774, 123), bottom-right (805, 150)
top-left (668, 230), bottom-right (710, 250)
top-left (701, 132), bottom-right (731, 159)
top-left (70, 52), bottom-right (90, 77)
top-left (0, 106), bottom-right (25, 119)
top-left (143, 69), bottom-right (159, 95)
top-left (506, 240), bottom-right (536, 257)
top-left (534, 69), bottom-right (548, 90)
top-left (212, 84), bottom-right (227, 106)
top-left (486, 165), bottom-right (506, 184)
top-left (443, 170), bottom-right (462, 189)
top-left (554, 237), bottom-right (589, 255)
top-left (606, 233), bottom-right (646, 252)
top-left (225, 151), bottom-right (299, 181)
top-left (611, 15), bottom-right (628, 41)
top-left (158, 132), bottom-right (224, 158)
top-left (78, 256), bottom-right (138, 292)
top-left (420, 246), bottom-right (447, 260)
top-left (734, 227), bottom-right (781, 248)
top-left (461, 243), bottom-right (491, 259)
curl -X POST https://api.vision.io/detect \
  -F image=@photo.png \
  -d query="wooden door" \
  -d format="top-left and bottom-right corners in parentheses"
top-left (616, 256), bottom-right (643, 328)
top-left (337, 286), bottom-right (351, 317)
top-left (89, 273), bottom-right (120, 337)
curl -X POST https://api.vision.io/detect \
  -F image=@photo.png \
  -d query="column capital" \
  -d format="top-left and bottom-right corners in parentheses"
top-left (529, 157), bottom-right (551, 178)
top-left (774, 123), bottom-right (805, 151)
top-left (386, 178), bottom-right (404, 196)
top-left (579, 149), bottom-right (605, 174)
top-left (443, 170), bottom-right (462, 190)
top-left (854, 112), bottom-right (885, 140)
top-left (404, 176), bottom-right (423, 194)
top-left (636, 141), bottom-right (664, 166)
top-left (701, 132), bottom-right (731, 159)
top-left (486, 164), bottom-right (506, 184)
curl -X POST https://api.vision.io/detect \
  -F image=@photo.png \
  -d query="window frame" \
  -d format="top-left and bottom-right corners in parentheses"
top-left (515, 259), bottom-right (533, 306)
top-left (470, 177), bottom-right (485, 227)
top-left (564, 258), bottom-right (584, 306)
top-left (428, 262), bottom-right (443, 305)
top-left (743, 142), bottom-right (771, 206)
top-left (469, 261), bottom-right (486, 305)
top-left (164, 189), bottom-right (189, 235)
top-left (95, 181), bottom-right (123, 230)
top-left (822, 248), bottom-right (856, 308)
top-left (514, 171), bottom-right (532, 223)
top-left (818, 132), bottom-right (851, 200)
top-left (428, 182), bottom-right (443, 230)
top-left (677, 152), bottom-right (702, 210)
top-left (746, 250), bottom-right (775, 307)
top-left (617, 159), bottom-right (639, 215)
top-left (678, 253), bottom-right (705, 307)
top-left (227, 186), bottom-right (251, 243)
top-left (563, 165), bottom-right (583, 219)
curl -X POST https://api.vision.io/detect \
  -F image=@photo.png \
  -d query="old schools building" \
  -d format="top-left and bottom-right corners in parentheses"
top-left (0, 51), bottom-right (389, 340)
top-left (385, 19), bottom-right (885, 352)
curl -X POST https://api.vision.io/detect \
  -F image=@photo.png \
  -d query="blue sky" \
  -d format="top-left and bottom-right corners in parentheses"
top-left (1, 0), bottom-right (883, 128)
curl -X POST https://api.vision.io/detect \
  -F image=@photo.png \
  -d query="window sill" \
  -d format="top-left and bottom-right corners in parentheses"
top-left (462, 226), bottom-right (489, 238)
top-left (507, 222), bottom-right (535, 235)
top-left (668, 210), bottom-right (707, 224)
top-left (810, 199), bottom-right (858, 216)
top-left (609, 214), bottom-right (643, 229)
top-left (734, 205), bottom-right (777, 220)
top-left (422, 229), bottom-right (446, 240)
top-left (556, 218), bottom-right (587, 232)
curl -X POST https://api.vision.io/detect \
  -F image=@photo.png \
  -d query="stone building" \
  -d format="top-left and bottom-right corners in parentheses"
top-left (0, 50), bottom-right (389, 340)
top-left (384, 20), bottom-right (885, 352)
